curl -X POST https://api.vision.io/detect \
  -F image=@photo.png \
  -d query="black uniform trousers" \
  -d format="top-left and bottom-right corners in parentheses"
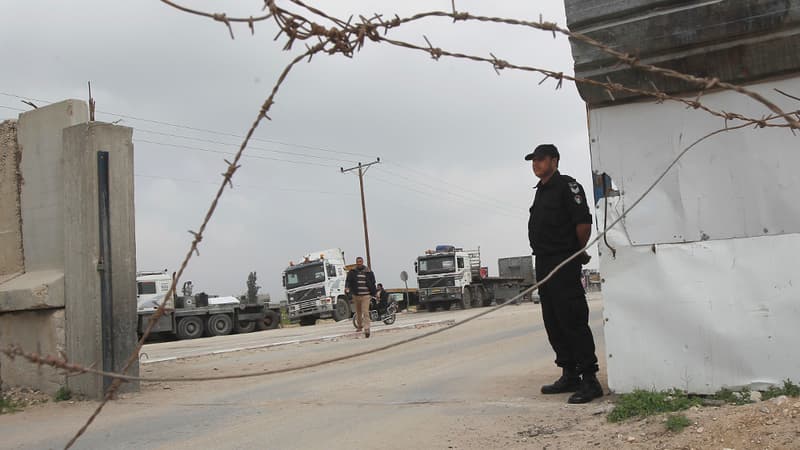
top-left (535, 254), bottom-right (599, 376)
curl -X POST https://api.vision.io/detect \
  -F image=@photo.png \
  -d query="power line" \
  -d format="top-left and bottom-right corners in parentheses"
top-left (377, 166), bottom-right (525, 217)
top-left (384, 159), bottom-right (522, 212)
top-left (135, 128), bottom-right (360, 164)
top-left (3, 93), bottom-right (532, 215)
top-left (371, 175), bottom-right (527, 220)
top-left (134, 139), bottom-right (341, 168)
top-left (5, 102), bottom-right (525, 217)
top-left (0, 92), bottom-right (376, 159)
top-left (0, 104), bottom-right (28, 113)
top-left (135, 173), bottom-right (355, 196)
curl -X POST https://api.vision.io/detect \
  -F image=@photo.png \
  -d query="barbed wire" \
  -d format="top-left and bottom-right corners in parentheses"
top-left (160, 0), bottom-right (798, 129)
top-left (379, 7), bottom-right (800, 128)
top-left (0, 119), bottom-right (761, 388)
top-left (2, 1), bottom-right (797, 447)
top-left (64, 0), bottom-right (800, 446)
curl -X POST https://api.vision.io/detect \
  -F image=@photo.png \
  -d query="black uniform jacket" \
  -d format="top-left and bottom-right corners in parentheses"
top-left (528, 171), bottom-right (592, 256)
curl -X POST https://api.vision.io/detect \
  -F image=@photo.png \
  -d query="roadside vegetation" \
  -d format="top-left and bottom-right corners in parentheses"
top-left (608, 389), bottom-right (702, 423)
top-left (608, 379), bottom-right (800, 432)
top-left (664, 413), bottom-right (691, 432)
top-left (54, 386), bottom-right (72, 402)
top-left (0, 393), bottom-right (20, 414)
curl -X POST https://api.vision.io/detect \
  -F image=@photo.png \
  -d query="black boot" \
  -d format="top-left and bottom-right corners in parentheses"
top-left (540, 368), bottom-right (581, 394)
top-left (567, 373), bottom-right (604, 404)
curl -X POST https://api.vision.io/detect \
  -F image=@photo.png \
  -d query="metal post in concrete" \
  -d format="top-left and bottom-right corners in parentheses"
top-left (96, 151), bottom-right (114, 392)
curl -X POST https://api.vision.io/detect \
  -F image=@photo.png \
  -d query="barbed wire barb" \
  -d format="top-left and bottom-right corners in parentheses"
top-left (422, 35), bottom-right (441, 60)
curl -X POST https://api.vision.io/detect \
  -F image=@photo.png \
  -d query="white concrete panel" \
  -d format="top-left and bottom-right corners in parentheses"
top-left (589, 76), bottom-right (800, 245)
top-left (596, 198), bottom-right (800, 394)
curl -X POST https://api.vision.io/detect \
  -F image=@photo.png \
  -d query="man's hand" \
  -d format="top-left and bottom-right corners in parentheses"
top-left (578, 251), bottom-right (591, 265)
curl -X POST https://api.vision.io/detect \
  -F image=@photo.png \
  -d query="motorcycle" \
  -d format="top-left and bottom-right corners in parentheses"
top-left (353, 297), bottom-right (397, 328)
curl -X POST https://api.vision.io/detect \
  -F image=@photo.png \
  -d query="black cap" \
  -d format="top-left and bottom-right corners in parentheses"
top-left (524, 144), bottom-right (560, 161)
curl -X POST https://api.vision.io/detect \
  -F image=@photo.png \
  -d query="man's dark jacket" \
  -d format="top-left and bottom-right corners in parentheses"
top-left (346, 266), bottom-right (377, 297)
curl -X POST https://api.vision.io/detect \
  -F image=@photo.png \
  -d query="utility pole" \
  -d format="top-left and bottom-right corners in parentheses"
top-left (340, 158), bottom-right (380, 268)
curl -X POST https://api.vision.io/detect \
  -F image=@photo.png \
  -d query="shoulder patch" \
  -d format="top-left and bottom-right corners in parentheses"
top-left (574, 194), bottom-right (583, 205)
top-left (568, 181), bottom-right (580, 194)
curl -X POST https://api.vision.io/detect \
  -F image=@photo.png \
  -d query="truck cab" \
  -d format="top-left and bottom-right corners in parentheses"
top-left (136, 270), bottom-right (173, 311)
top-left (282, 248), bottom-right (351, 325)
top-left (415, 245), bottom-right (486, 311)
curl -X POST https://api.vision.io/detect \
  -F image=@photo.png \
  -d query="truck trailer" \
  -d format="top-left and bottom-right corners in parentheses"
top-left (497, 255), bottom-right (539, 303)
top-left (136, 270), bottom-right (281, 340)
top-left (414, 245), bottom-right (534, 311)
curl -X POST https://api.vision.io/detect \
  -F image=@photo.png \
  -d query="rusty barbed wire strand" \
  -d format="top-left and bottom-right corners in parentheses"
top-left (160, 0), bottom-right (273, 38)
top-left (160, 1), bottom-right (799, 128)
top-left (0, 121), bottom-right (758, 387)
top-left (62, 40), bottom-right (328, 450)
top-left (373, 8), bottom-right (800, 129)
top-left (373, 35), bottom-right (786, 128)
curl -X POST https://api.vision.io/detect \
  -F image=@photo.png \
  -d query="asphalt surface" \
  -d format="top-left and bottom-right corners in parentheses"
top-left (1, 295), bottom-right (605, 450)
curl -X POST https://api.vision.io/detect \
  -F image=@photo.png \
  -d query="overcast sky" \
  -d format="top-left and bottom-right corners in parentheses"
top-left (1, 0), bottom-right (599, 299)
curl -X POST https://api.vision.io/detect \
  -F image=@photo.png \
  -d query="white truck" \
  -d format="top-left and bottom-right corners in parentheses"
top-left (136, 270), bottom-right (281, 340)
top-left (414, 245), bottom-right (492, 311)
top-left (415, 246), bottom-right (539, 311)
top-left (282, 248), bottom-right (352, 326)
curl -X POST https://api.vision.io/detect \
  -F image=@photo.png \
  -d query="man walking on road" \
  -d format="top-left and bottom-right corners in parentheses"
top-left (526, 144), bottom-right (603, 404)
top-left (346, 257), bottom-right (377, 338)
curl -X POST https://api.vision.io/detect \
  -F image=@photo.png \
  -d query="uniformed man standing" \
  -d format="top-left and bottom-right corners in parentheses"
top-left (526, 144), bottom-right (603, 404)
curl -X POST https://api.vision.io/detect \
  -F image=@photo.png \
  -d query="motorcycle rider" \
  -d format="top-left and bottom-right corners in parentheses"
top-left (376, 283), bottom-right (389, 314)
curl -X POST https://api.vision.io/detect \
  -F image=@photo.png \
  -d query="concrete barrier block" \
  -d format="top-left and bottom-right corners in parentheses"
top-left (63, 122), bottom-right (138, 398)
top-left (0, 308), bottom-right (66, 395)
top-left (17, 100), bottom-right (88, 273)
top-left (0, 270), bottom-right (65, 312)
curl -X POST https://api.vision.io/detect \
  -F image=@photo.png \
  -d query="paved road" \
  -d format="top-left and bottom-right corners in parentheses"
top-left (140, 308), bottom-right (461, 363)
top-left (1, 295), bottom-right (606, 450)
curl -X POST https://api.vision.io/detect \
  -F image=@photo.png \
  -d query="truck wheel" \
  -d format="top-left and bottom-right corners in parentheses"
top-left (176, 316), bottom-right (203, 340)
top-left (235, 320), bottom-right (256, 333)
top-left (206, 314), bottom-right (233, 336)
top-left (424, 303), bottom-right (435, 312)
top-left (332, 297), bottom-right (351, 322)
top-left (479, 287), bottom-right (492, 307)
top-left (299, 316), bottom-right (317, 326)
top-left (258, 310), bottom-right (280, 330)
top-left (442, 303), bottom-right (452, 311)
top-left (460, 289), bottom-right (472, 310)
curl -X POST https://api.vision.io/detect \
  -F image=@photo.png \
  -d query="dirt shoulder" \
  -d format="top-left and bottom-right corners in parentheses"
top-left (461, 394), bottom-right (800, 450)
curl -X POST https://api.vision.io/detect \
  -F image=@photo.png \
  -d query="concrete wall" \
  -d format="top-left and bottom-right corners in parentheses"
top-left (0, 102), bottom-right (138, 398)
top-left (0, 309), bottom-right (65, 394)
top-left (0, 120), bottom-right (23, 281)
top-left (17, 100), bottom-right (88, 272)
top-left (63, 122), bottom-right (139, 397)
